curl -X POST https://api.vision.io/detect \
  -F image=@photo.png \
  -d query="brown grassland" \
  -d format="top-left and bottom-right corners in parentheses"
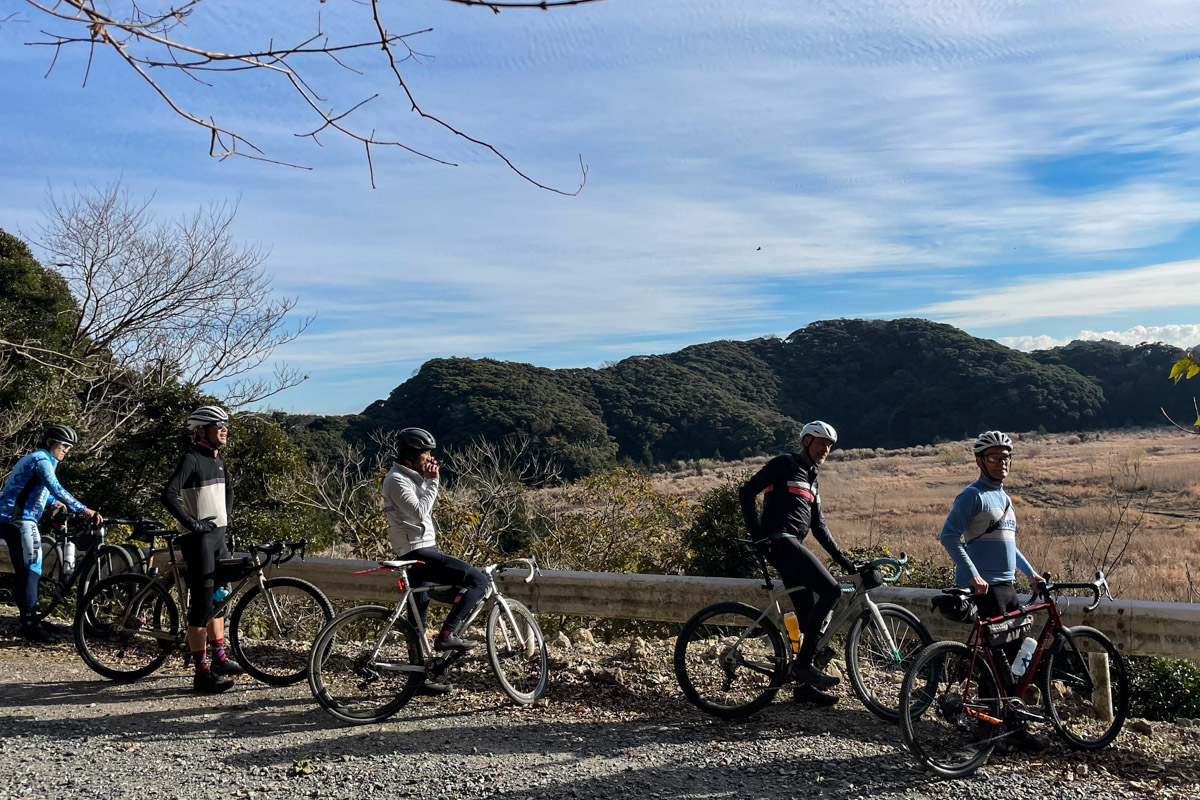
top-left (651, 428), bottom-right (1200, 603)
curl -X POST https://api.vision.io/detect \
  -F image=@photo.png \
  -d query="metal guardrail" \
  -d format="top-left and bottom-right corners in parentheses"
top-left (5, 550), bottom-right (1198, 659)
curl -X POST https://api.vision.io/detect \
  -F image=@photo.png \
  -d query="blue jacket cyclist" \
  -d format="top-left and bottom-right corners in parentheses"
top-left (0, 424), bottom-right (102, 643)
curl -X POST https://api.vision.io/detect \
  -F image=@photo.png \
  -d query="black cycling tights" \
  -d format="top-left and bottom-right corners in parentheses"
top-left (767, 537), bottom-right (842, 669)
top-left (405, 548), bottom-right (488, 635)
top-left (181, 529), bottom-right (230, 628)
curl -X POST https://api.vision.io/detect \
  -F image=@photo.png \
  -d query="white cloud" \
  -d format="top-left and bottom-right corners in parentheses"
top-left (915, 259), bottom-right (1200, 326)
top-left (998, 324), bottom-right (1200, 352)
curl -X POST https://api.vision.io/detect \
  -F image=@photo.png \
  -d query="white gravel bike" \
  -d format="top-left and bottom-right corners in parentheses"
top-left (308, 556), bottom-right (548, 724)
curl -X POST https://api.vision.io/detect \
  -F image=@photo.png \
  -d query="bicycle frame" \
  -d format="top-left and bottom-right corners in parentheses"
top-left (352, 558), bottom-right (536, 677)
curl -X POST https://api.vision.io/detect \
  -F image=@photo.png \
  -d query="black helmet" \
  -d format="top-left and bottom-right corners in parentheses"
top-left (397, 427), bottom-right (436, 460)
top-left (931, 592), bottom-right (978, 625)
top-left (43, 423), bottom-right (79, 447)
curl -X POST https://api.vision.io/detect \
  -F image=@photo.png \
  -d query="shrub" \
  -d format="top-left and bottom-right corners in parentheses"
top-left (683, 470), bottom-right (758, 579)
top-left (1126, 655), bottom-right (1200, 721)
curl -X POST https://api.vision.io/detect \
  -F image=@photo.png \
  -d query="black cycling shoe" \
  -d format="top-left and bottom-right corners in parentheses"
top-left (20, 623), bottom-right (56, 645)
top-left (792, 663), bottom-right (839, 690)
top-left (434, 633), bottom-right (477, 653)
top-left (193, 669), bottom-right (235, 694)
top-left (418, 680), bottom-right (454, 696)
top-left (792, 684), bottom-right (839, 707)
top-left (211, 656), bottom-right (244, 677)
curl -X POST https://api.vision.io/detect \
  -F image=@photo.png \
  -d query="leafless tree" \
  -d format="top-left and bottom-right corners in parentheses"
top-left (33, 182), bottom-right (310, 407)
top-left (18, 0), bottom-right (598, 190)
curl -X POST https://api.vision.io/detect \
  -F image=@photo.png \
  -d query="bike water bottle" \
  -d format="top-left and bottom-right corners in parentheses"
top-left (1011, 637), bottom-right (1038, 677)
top-left (63, 541), bottom-right (77, 576)
top-left (212, 584), bottom-right (231, 609)
top-left (783, 610), bottom-right (801, 654)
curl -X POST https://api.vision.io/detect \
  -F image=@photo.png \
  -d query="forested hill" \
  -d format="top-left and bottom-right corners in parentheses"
top-left (284, 319), bottom-right (1186, 478)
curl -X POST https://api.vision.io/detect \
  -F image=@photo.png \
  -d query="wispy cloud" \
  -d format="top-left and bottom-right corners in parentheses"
top-left (998, 324), bottom-right (1200, 352)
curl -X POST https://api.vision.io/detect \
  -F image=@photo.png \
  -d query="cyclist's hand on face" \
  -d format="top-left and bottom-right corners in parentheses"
top-left (422, 459), bottom-right (439, 480)
top-left (970, 575), bottom-right (989, 595)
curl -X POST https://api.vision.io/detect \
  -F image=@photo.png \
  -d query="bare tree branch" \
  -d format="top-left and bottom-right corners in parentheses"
top-left (19, 0), bottom-right (594, 191)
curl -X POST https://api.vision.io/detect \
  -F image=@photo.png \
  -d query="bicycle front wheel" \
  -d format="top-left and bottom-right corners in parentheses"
top-left (74, 573), bottom-right (179, 682)
top-left (229, 577), bottom-right (334, 686)
top-left (845, 603), bottom-right (933, 722)
top-left (486, 599), bottom-right (548, 704)
top-left (1042, 625), bottom-right (1129, 750)
top-left (899, 641), bottom-right (1003, 778)
top-left (673, 601), bottom-right (786, 719)
top-left (77, 544), bottom-right (138, 599)
top-left (308, 605), bottom-right (424, 725)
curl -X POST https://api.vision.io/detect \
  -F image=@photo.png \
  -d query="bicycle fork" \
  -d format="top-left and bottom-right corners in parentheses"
top-left (862, 596), bottom-right (903, 662)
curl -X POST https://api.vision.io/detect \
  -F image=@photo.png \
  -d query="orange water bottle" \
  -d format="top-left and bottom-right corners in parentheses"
top-left (783, 610), bottom-right (801, 654)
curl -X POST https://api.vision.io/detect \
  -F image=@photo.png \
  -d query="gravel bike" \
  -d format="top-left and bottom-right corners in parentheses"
top-left (308, 556), bottom-right (548, 724)
top-left (673, 543), bottom-right (932, 721)
top-left (31, 513), bottom-right (137, 624)
top-left (898, 572), bottom-right (1128, 778)
top-left (74, 522), bottom-right (332, 685)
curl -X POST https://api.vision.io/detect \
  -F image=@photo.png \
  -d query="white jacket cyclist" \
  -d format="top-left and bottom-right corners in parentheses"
top-left (381, 461), bottom-right (439, 555)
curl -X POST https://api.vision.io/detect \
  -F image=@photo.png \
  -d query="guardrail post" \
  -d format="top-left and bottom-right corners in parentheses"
top-left (1090, 651), bottom-right (1113, 723)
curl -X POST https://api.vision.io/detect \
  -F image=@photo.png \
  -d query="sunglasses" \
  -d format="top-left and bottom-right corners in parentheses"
top-left (208, 422), bottom-right (229, 430)
top-left (981, 454), bottom-right (1012, 465)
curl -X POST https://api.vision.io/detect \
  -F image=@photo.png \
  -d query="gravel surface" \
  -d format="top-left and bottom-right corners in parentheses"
top-left (1, 617), bottom-right (1197, 800)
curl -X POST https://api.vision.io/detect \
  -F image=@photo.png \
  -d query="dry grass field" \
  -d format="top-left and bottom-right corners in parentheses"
top-left (651, 428), bottom-right (1200, 603)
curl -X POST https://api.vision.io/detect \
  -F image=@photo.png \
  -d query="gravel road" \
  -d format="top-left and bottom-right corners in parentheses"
top-left (1, 624), bottom-right (1196, 800)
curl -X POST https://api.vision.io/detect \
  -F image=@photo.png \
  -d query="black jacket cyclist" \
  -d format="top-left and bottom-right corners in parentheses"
top-left (161, 405), bottom-right (244, 693)
top-left (740, 420), bottom-right (854, 699)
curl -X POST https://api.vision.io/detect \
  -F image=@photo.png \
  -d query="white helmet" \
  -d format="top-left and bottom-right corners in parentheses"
top-left (800, 420), bottom-right (838, 444)
top-left (973, 430), bottom-right (1013, 454)
top-left (187, 405), bottom-right (229, 431)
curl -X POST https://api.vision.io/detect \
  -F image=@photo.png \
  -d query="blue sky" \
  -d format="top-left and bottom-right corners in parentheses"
top-left (3, 0), bottom-right (1200, 414)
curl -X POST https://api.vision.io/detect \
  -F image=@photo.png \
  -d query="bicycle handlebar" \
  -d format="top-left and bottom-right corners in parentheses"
top-left (497, 556), bottom-right (539, 584)
top-left (1042, 570), bottom-right (1112, 613)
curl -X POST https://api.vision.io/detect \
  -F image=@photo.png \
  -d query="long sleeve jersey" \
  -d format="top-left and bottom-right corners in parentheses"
top-left (0, 449), bottom-right (87, 523)
top-left (739, 453), bottom-right (853, 572)
top-left (381, 462), bottom-right (439, 555)
top-left (939, 477), bottom-right (1035, 587)
top-left (161, 443), bottom-right (233, 533)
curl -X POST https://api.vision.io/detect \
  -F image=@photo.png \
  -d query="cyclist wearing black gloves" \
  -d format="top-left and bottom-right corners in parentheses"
top-left (382, 427), bottom-right (488, 662)
top-left (161, 405), bottom-right (243, 693)
top-left (740, 420), bottom-right (855, 705)
top-left (0, 424), bottom-right (103, 643)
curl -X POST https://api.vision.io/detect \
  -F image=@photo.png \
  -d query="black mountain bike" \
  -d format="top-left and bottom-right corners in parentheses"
top-left (32, 514), bottom-right (137, 624)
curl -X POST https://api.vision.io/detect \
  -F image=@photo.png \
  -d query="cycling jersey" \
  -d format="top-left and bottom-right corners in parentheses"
top-left (382, 462), bottom-right (438, 555)
top-left (0, 449), bottom-right (87, 524)
top-left (940, 477), bottom-right (1035, 587)
top-left (161, 443), bottom-right (232, 533)
top-left (739, 453), bottom-right (854, 572)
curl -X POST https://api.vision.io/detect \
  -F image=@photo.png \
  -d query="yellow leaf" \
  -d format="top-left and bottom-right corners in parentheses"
top-left (1189, 364), bottom-right (1200, 380)
top-left (1194, 414), bottom-right (1200, 427)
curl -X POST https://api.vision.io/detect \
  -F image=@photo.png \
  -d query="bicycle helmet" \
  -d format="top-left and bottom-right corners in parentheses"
top-left (972, 430), bottom-right (1013, 455)
top-left (187, 405), bottom-right (229, 431)
top-left (800, 420), bottom-right (838, 444)
top-left (397, 427), bottom-right (437, 460)
top-left (42, 423), bottom-right (79, 447)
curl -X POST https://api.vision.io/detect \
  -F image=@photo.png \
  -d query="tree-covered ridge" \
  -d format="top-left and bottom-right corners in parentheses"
top-left (334, 317), bottom-right (1174, 476)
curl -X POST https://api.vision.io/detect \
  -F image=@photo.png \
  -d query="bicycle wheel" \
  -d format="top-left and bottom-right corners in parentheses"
top-left (673, 601), bottom-right (787, 719)
top-left (30, 540), bottom-right (65, 623)
top-left (845, 603), bottom-right (933, 722)
top-left (1041, 625), bottom-right (1129, 749)
top-left (77, 544), bottom-right (138, 599)
top-left (486, 599), bottom-right (548, 704)
top-left (308, 605), bottom-right (424, 724)
top-left (899, 641), bottom-right (1004, 778)
top-left (229, 577), bottom-right (334, 686)
top-left (74, 573), bottom-right (179, 682)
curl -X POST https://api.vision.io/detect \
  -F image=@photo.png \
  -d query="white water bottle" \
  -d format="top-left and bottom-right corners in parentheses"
top-left (1011, 637), bottom-right (1038, 677)
top-left (63, 541), bottom-right (77, 576)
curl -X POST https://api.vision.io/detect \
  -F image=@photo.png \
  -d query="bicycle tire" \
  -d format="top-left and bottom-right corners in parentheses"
top-left (486, 599), bottom-right (548, 704)
top-left (229, 576), bottom-right (334, 686)
top-left (1041, 625), bottom-right (1129, 750)
top-left (845, 603), bottom-right (933, 722)
top-left (308, 605), bottom-right (424, 725)
top-left (899, 640), bottom-right (1003, 778)
top-left (77, 544), bottom-right (138, 600)
top-left (32, 543), bottom-right (137, 624)
top-left (74, 573), bottom-right (179, 682)
top-left (673, 601), bottom-right (787, 719)
top-left (30, 538), bottom-right (64, 623)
